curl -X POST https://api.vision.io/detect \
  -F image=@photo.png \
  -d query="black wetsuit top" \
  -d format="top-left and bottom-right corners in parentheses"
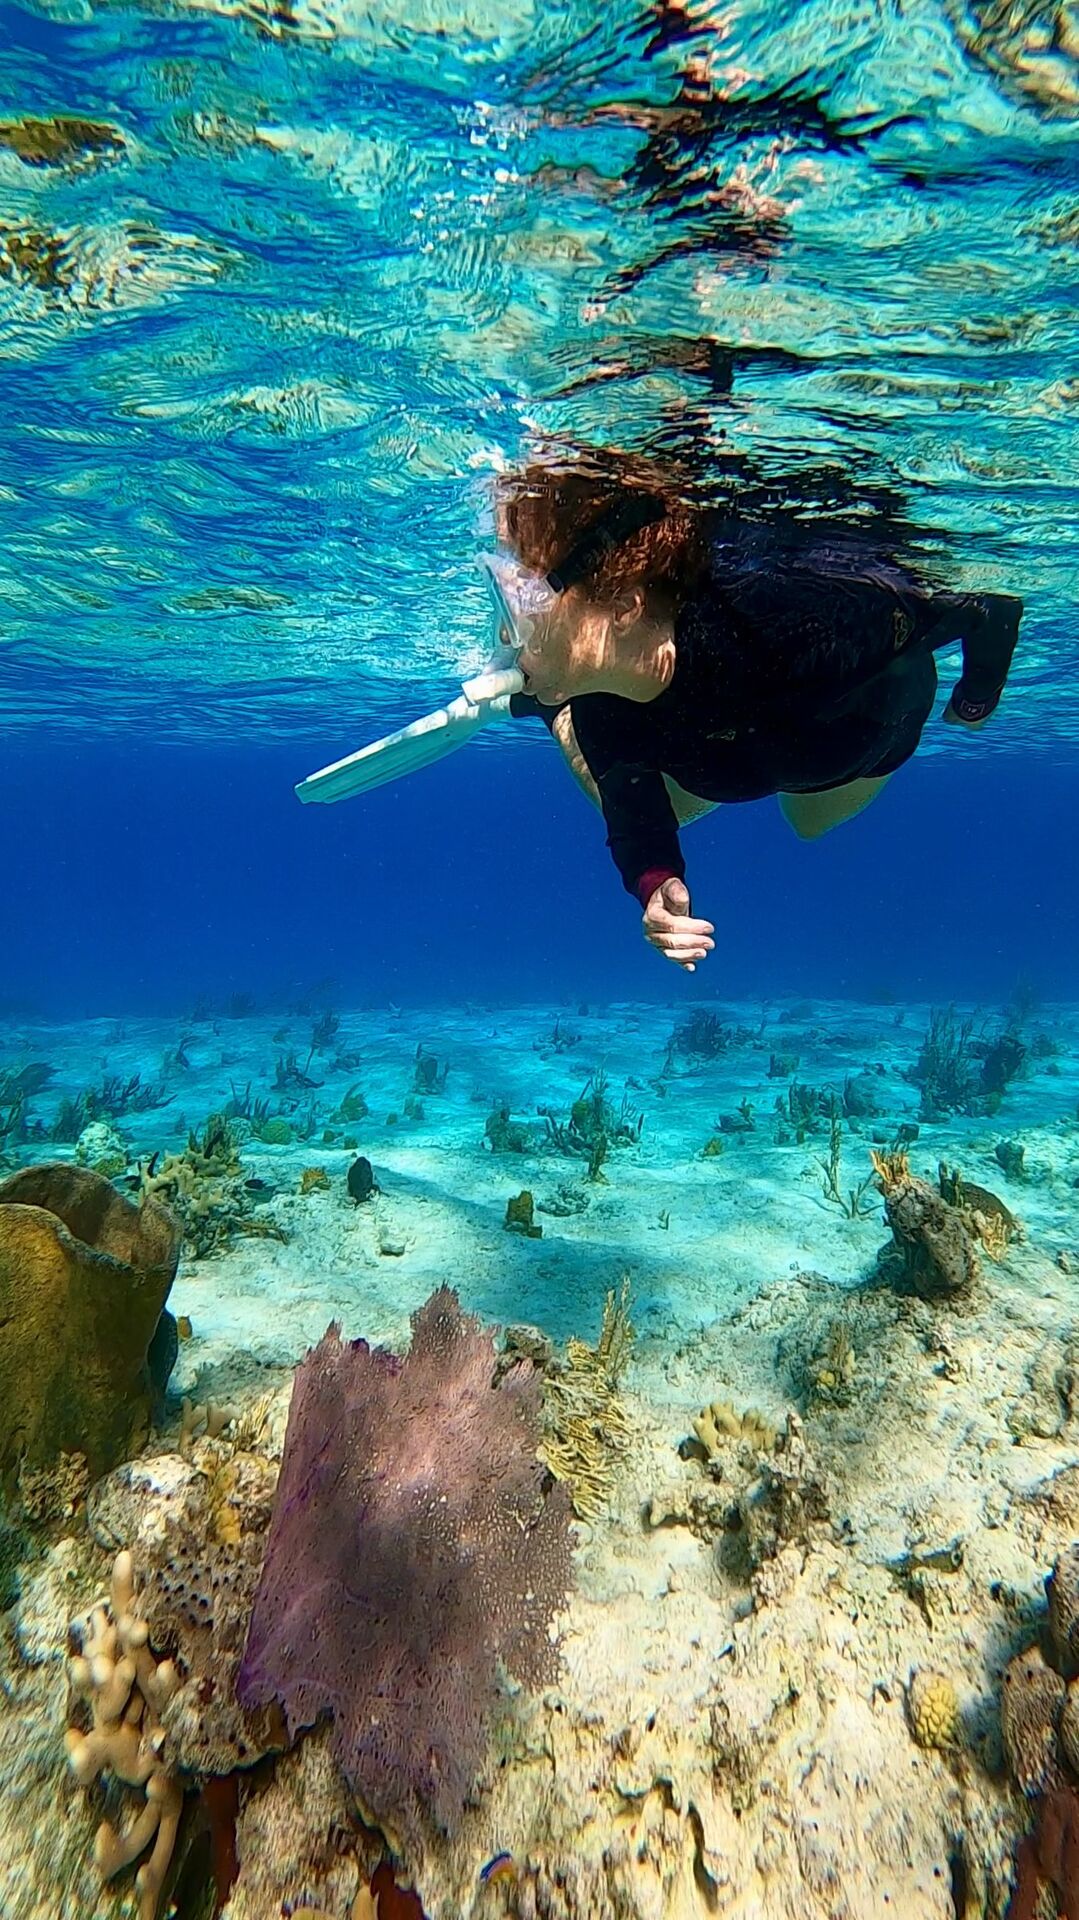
top-left (517, 527), bottom-right (1021, 902)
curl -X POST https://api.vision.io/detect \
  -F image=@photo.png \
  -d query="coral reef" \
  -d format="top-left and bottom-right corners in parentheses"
top-left (74, 1118), bottom-right (129, 1176)
top-left (237, 1290), bottom-right (574, 1851)
top-left (737, 1412), bottom-right (833, 1574)
top-left (413, 1045), bottom-right (448, 1094)
top-left (141, 1115), bottom-right (265, 1257)
top-left (802, 1318), bottom-right (858, 1407)
top-left (484, 1106), bottom-right (534, 1153)
top-left (18, 1448), bottom-right (89, 1526)
top-left (0, 1160), bottom-right (180, 1484)
top-left (83, 1444), bottom-right (286, 1785)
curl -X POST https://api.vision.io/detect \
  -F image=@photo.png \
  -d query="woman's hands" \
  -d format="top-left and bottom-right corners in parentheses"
top-left (642, 878), bottom-right (715, 972)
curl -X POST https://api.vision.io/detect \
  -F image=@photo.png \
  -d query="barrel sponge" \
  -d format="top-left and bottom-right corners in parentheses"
top-left (0, 1161), bottom-right (180, 1485)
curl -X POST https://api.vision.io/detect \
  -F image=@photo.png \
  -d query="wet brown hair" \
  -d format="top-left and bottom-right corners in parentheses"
top-left (495, 443), bottom-right (712, 615)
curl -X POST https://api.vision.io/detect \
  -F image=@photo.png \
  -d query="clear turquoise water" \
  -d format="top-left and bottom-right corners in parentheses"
top-left (2, 0), bottom-right (1076, 751)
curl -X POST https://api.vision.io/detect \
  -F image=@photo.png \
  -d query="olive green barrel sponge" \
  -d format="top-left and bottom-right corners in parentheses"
top-left (0, 1161), bottom-right (181, 1487)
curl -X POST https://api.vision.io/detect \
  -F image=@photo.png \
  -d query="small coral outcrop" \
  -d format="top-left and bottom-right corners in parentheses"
top-left (691, 1399), bottom-right (776, 1460)
top-left (803, 1318), bottom-right (857, 1408)
top-left (504, 1189), bottom-right (542, 1237)
top-left (871, 1151), bottom-right (981, 1299)
top-left (0, 1161), bottom-right (180, 1486)
top-left (84, 1445), bottom-right (286, 1785)
top-left (141, 1115), bottom-right (268, 1256)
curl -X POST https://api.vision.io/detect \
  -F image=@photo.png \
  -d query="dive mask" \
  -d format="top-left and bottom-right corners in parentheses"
top-left (481, 553), bottom-right (557, 652)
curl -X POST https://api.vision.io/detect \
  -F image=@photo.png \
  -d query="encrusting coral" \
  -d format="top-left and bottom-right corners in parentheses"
top-left (0, 1160), bottom-right (180, 1485)
top-left (66, 1550), bottom-right (184, 1920)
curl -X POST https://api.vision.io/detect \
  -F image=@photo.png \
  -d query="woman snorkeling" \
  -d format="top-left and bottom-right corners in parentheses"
top-left (491, 450), bottom-right (1022, 972)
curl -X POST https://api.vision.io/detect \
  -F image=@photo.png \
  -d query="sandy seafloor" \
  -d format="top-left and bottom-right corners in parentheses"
top-left (3, 994), bottom-right (1079, 1920)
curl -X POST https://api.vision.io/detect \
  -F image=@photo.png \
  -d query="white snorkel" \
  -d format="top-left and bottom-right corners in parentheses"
top-left (294, 556), bottom-right (542, 806)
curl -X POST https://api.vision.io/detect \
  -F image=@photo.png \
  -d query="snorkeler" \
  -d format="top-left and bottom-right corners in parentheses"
top-left (490, 454), bottom-right (1022, 972)
top-left (296, 451), bottom-right (1020, 974)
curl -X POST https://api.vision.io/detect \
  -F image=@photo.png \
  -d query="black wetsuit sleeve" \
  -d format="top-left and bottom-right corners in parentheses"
top-left (570, 697), bottom-right (685, 901)
top-left (511, 689), bottom-right (685, 900)
top-left (923, 591), bottom-right (1022, 719)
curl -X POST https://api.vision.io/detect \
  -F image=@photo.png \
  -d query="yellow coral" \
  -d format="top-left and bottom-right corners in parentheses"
top-left (541, 1279), bottom-right (634, 1518)
top-left (870, 1148), bottom-right (910, 1192)
top-left (693, 1400), bottom-right (776, 1459)
top-left (300, 1166), bottom-right (330, 1195)
top-left (906, 1668), bottom-right (958, 1749)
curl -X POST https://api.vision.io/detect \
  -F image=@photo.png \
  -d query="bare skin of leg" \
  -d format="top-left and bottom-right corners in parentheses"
top-left (550, 706), bottom-right (719, 827)
top-left (777, 774), bottom-right (892, 840)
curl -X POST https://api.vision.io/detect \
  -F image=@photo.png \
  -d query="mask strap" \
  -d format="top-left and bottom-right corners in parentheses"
top-left (545, 492), bottom-right (666, 593)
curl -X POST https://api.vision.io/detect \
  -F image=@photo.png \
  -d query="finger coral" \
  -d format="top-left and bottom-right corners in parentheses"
top-left (66, 1550), bottom-right (183, 1920)
top-left (237, 1288), bottom-right (573, 1850)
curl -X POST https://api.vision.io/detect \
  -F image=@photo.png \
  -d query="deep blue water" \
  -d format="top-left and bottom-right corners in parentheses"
top-left (6, 733), bottom-right (1075, 1013)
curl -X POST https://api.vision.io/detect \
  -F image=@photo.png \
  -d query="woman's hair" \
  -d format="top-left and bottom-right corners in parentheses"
top-left (495, 443), bottom-right (712, 614)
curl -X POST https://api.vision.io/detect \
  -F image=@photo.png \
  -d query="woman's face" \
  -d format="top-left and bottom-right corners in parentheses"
top-left (517, 586), bottom-right (610, 706)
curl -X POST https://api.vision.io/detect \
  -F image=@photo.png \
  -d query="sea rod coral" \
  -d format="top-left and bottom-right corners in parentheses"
top-left (237, 1288), bottom-right (574, 1851)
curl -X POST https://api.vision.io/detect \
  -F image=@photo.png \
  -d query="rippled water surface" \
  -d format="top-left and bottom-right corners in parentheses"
top-left (2, 0), bottom-right (1076, 744)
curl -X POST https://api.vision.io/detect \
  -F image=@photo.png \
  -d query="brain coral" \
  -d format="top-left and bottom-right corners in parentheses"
top-left (907, 1669), bottom-right (959, 1750)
